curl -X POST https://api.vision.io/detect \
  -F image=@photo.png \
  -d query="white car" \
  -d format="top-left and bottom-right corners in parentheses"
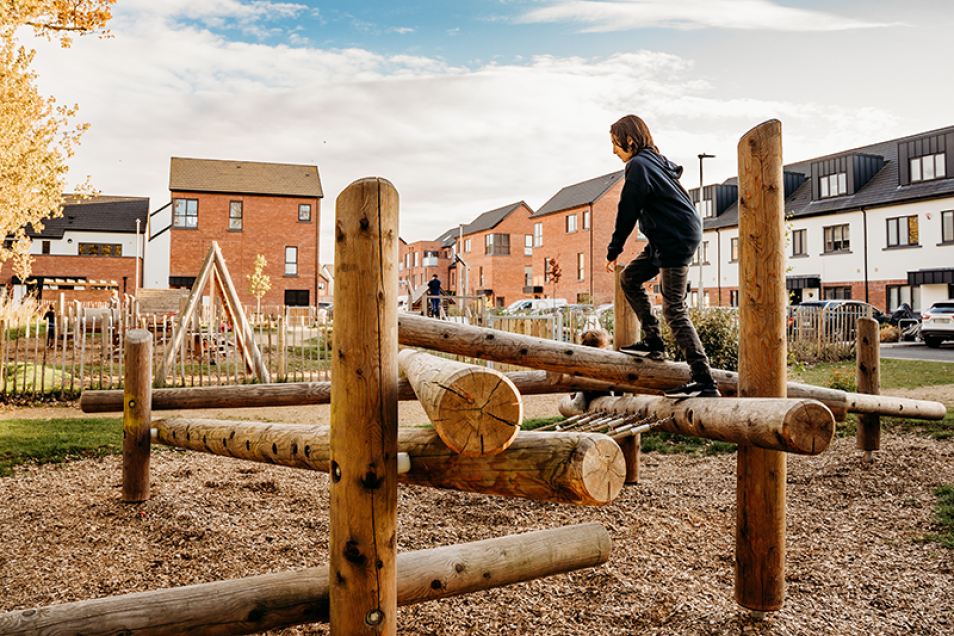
top-left (921, 300), bottom-right (954, 348)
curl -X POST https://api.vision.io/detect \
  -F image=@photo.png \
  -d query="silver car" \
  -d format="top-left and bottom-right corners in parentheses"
top-left (921, 301), bottom-right (954, 348)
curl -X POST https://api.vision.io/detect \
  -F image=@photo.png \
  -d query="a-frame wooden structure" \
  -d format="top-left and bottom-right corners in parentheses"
top-left (157, 242), bottom-right (270, 387)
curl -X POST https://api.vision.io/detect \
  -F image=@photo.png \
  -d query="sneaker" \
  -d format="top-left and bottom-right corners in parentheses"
top-left (664, 380), bottom-right (721, 398)
top-left (619, 339), bottom-right (668, 360)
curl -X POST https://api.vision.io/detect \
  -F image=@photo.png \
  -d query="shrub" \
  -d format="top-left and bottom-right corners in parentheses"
top-left (660, 307), bottom-right (739, 372)
top-left (827, 367), bottom-right (857, 392)
top-left (880, 325), bottom-right (900, 343)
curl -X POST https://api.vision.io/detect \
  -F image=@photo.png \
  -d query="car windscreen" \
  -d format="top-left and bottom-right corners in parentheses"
top-left (928, 304), bottom-right (954, 314)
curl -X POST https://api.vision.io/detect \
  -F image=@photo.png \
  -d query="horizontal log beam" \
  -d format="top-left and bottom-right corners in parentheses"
top-left (398, 349), bottom-right (521, 456)
top-left (397, 314), bottom-right (947, 421)
top-left (152, 419), bottom-right (624, 506)
top-left (78, 372), bottom-right (649, 414)
top-left (583, 395), bottom-right (834, 455)
top-left (0, 523), bottom-right (611, 636)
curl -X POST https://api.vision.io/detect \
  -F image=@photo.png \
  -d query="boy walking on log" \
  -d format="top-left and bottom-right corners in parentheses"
top-left (605, 114), bottom-right (721, 398)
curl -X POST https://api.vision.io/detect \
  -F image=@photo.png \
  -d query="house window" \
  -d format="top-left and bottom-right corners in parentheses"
top-left (173, 198), bottom-right (198, 228)
top-left (566, 214), bottom-right (577, 233)
top-left (414, 252), bottom-right (419, 267)
top-left (886, 215), bottom-right (919, 247)
top-left (819, 172), bottom-right (847, 199)
top-left (79, 243), bottom-right (123, 257)
top-left (696, 198), bottom-right (713, 218)
top-left (41, 241), bottom-right (50, 255)
top-left (577, 253), bottom-right (585, 280)
top-left (824, 224), bottom-right (850, 253)
top-left (525, 234), bottom-right (533, 256)
top-left (729, 290), bottom-right (739, 307)
top-left (583, 210), bottom-right (590, 230)
top-left (485, 233), bottom-right (510, 255)
top-left (464, 238), bottom-right (471, 253)
top-left (730, 237), bottom-right (739, 262)
top-left (285, 246), bottom-right (298, 276)
top-left (525, 266), bottom-right (533, 287)
top-left (533, 222), bottom-right (543, 247)
top-left (298, 203), bottom-right (312, 222)
top-left (229, 201), bottom-right (243, 230)
top-left (285, 289), bottom-right (309, 306)
top-left (792, 229), bottom-right (807, 256)
top-left (887, 285), bottom-right (920, 312)
top-left (478, 266), bottom-right (484, 288)
top-left (824, 286), bottom-right (852, 300)
top-left (910, 153), bottom-right (946, 183)
top-left (942, 210), bottom-right (954, 244)
top-left (691, 241), bottom-right (709, 265)
top-left (543, 257), bottom-right (551, 284)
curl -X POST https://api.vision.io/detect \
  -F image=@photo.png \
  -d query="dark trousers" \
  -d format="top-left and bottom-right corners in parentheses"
top-left (430, 298), bottom-right (440, 317)
top-left (619, 247), bottom-right (713, 381)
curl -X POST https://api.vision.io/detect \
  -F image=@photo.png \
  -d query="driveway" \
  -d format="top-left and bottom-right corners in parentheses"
top-left (880, 341), bottom-right (954, 363)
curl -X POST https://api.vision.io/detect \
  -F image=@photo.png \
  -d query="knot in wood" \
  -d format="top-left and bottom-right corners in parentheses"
top-left (361, 469), bottom-right (384, 490)
top-left (344, 540), bottom-right (367, 566)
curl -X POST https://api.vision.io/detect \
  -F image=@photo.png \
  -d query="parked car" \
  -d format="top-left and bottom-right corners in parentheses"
top-left (505, 298), bottom-right (568, 314)
top-left (920, 300), bottom-right (954, 348)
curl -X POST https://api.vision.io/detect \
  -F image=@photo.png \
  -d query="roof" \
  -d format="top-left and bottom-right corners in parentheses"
top-left (704, 125), bottom-right (954, 231)
top-left (26, 196), bottom-right (150, 239)
top-left (169, 157), bottom-right (323, 198)
top-left (532, 171), bottom-right (624, 218)
top-left (461, 201), bottom-right (531, 236)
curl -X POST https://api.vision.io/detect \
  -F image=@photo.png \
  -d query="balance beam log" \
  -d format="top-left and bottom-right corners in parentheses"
top-left (78, 372), bottom-right (650, 413)
top-left (0, 523), bottom-right (611, 636)
top-left (398, 348), bottom-right (521, 456)
top-left (584, 395), bottom-right (834, 455)
top-left (152, 419), bottom-right (625, 506)
top-left (397, 313), bottom-right (947, 421)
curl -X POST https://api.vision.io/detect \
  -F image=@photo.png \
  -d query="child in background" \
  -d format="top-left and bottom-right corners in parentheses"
top-left (565, 328), bottom-right (613, 414)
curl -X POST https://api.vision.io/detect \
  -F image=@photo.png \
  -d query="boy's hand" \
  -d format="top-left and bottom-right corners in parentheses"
top-left (605, 260), bottom-right (617, 274)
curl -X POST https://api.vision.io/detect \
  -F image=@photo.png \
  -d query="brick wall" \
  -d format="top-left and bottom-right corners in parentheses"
top-left (4, 254), bottom-right (141, 298)
top-left (457, 204), bottom-right (534, 307)
top-left (169, 192), bottom-right (320, 306)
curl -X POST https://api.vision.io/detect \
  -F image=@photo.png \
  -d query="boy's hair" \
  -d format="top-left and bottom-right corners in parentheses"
top-left (580, 329), bottom-right (611, 349)
top-left (610, 115), bottom-right (658, 154)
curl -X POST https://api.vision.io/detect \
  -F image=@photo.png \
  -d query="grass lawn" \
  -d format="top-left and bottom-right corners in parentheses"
top-left (790, 357), bottom-right (954, 390)
top-left (0, 416), bottom-right (121, 477)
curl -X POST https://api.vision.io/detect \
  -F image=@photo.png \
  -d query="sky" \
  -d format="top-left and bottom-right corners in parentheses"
top-left (26, 0), bottom-right (954, 265)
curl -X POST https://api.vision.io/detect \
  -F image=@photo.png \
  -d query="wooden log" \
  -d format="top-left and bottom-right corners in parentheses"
top-left (212, 245), bottom-right (270, 383)
top-left (856, 317), bottom-right (881, 458)
top-left (735, 119), bottom-right (786, 613)
top-left (331, 177), bottom-right (399, 635)
top-left (397, 314), bottom-right (947, 421)
top-left (158, 246), bottom-right (215, 387)
top-left (151, 419), bottom-right (624, 506)
top-left (614, 264), bottom-right (641, 483)
top-left (0, 523), bottom-right (611, 636)
top-left (587, 395), bottom-right (833, 455)
top-left (123, 329), bottom-right (152, 502)
top-left (398, 349), bottom-right (521, 456)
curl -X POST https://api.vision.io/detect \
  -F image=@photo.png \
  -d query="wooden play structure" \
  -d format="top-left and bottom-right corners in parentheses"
top-left (2, 121), bottom-right (949, 634)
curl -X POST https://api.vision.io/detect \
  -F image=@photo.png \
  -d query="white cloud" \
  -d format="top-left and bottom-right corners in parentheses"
top-left (516, 0), bottom-right (900, 32)
top-left (27, 3), bottom-right (903, 266)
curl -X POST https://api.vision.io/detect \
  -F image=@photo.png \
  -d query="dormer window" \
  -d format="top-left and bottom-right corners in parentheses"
top-left (910, 152), bottom-right (946, 183)
top-left (695, 198), bottom-right (713, 218)
top-left (899, 133), bottom-right (952, 186)
top-left (819, 172), bottom-right (847, 199)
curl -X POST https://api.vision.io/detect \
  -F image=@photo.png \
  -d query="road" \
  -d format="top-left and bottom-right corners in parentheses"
top-left (880, 342), bottom-right (954, 363)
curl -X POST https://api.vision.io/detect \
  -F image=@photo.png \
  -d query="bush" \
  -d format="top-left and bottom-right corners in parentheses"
top-left (660, 307), bottom-right (739, 372)
top-left (880, 325), bottom-right (900, 343)
top-left (827, 367), bottom-right (857, 392)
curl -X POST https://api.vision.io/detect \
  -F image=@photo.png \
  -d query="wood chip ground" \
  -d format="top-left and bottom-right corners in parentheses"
top-left (1, 388), bottom-right (953, 635)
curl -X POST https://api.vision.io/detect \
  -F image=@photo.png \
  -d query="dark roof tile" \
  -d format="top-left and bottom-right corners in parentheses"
top-left (169, 157), bottom-right (323, 198)
top-left (532, 171), bottom-right (623, 218)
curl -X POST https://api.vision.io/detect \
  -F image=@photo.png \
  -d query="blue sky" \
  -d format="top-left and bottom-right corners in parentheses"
top-left (26, 0), bottom-right (954, 265)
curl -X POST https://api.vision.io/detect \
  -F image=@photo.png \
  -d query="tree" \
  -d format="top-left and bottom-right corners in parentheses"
top-left (0, 1), bottom-right (114, 278)
top-left (547, 257), bottom-right (562, 298)
top-left (247, 254), bottom-right (271, 320)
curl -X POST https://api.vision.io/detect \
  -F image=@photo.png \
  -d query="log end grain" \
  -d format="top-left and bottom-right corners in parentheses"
top-left (433, 369), bottom-right (522, 457)
top-left (786, 400), bottom-right (835, 456)
top-left (572, 435), bottom-right (625, 505)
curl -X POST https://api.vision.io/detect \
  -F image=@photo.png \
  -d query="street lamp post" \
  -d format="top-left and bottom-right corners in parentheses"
top-left (698, 153), bottom-right (715, 308)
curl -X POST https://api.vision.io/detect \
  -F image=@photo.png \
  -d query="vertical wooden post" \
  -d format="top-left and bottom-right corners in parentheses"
top-left (736, 119), bottom-right (786, 614)
top-left (856, 317), bottom-right (880, 461)
top-left (123, 329), bottom-right (152, 503)
top-left (330, 178), bottom-right (399, 635)
top-left (614, 264), bottom-right (641, 483)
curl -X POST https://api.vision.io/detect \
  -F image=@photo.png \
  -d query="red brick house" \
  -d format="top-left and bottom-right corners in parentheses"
top-left (451, 202), bottom-right (535, 308)
top-left (529, 171), bottom-right (652, 305)
top-left (398, 235), bottom-right (454, 300)
top-left (167, 158), bottom-right (322, 307)
top-left (15, 196), bottom-right (149, 301)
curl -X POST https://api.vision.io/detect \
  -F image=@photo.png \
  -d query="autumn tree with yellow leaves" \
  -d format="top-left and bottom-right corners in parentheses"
top-left (0, 0), bottom-right (114, 280)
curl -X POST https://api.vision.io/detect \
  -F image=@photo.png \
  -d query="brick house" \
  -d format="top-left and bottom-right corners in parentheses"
top-left (398, 234), bottom-right (454, 301)
top-left (165, 158), bottom-right (323, 307)
top-left (445, 202), bottom-right (535, 308)
top-left (529, 171), bottom-right (651, 305)
top-left (14, 196), bottom-right (149, 301)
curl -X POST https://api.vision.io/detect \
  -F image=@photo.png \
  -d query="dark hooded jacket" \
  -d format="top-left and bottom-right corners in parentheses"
top-left (606, 148), bottom-right (701, 267)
